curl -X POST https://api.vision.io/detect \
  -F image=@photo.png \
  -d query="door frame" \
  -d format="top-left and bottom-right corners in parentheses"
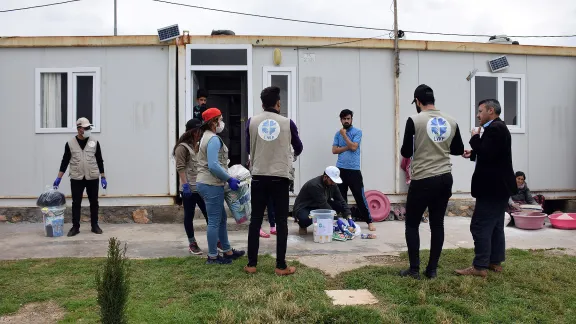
top-left (261, 66), bottom-right (301, 193)
top-left (184, 44), bottom-right (253, 128)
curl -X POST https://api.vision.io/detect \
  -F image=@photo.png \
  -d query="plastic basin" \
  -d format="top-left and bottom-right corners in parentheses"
top-left (364, 190), bottom-right (391, 222)
top-left (548, 213), bottom-right (576, 230)
top-left (511, 212), bottom-right (547, 230)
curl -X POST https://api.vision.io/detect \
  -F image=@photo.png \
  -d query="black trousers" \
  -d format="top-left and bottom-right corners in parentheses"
top-left (71, 178), bottom-right (99, 229)
top-left (338, 168), bottom-right (373, 223)
top-left (295, 200), bottom-right (347, 228)
top-left (181, 192), bottom-right (208, 240)
top-left (248, 175), bottom-right (290, 269)
top-left (471, 197), bottom-right (508, 269)
top-left (405, 173), bottom-right (453, 271)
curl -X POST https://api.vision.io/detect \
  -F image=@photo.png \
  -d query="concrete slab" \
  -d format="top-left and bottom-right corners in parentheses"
top-left (325, 289), bottom-right (379, 306)
top-left (0, 218), bottom-right (574, 262)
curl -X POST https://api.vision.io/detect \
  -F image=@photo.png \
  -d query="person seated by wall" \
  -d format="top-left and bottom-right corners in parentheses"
top-left (506, 171), bottom-right (545, 226)
top-left (292, 166), bottom-right (351, 235)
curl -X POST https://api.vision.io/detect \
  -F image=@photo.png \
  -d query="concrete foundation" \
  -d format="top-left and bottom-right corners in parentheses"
top-left (0, 200), bottom-right (478, 224)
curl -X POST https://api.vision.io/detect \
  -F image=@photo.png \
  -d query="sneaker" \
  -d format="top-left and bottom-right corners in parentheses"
top-left (270, 226), bottom-right (277, 235)
top-left (67, 227), bottom-right (80, 237)
top-left (399, 268), bottom-right (421, 279)
top-left (260, 229), bottom-right (271, 238)
top-left (91, 225), bottom-right (103, 234)
top-left (188, 242), bottom-right (203, 255)
top-left (206, 255), bottom-right (232, 265)
top-left (223, 249), bottom-right (246, 261)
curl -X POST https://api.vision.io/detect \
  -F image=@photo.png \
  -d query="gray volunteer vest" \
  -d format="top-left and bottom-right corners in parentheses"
top-left (249, 111), bottom-right (292, 179)
top-left (68, 136), bottom-right (100, 180)
top-left (196, 131), bottom-right (229, 186)
top-left (410, 109), bottom-right (458, 180)
top-left (179, 143), bottom-right (199, 192)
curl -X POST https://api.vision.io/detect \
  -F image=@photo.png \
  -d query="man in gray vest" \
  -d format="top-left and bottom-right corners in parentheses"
top-left (399, 84), bottom-right (464, 279)
top-left (244, 86), bottom-right (303, 276)
top-left (53, 117), bottom-right (107, 237)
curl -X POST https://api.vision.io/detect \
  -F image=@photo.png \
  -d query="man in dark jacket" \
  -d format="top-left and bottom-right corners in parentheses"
top-left (456, 99), bottom-right (517, 277)
top-left (293, 166), bottom-right (351, 235)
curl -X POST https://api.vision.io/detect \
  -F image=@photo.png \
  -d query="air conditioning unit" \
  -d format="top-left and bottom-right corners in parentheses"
top-left (488, 35), bottom-right (519, 45)
top-left (157, 24), bottom-right (180, 42)
top-left (488, 55), bottom-right (510, 73)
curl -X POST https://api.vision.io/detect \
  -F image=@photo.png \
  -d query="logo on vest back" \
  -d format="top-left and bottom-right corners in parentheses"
top-left (88, 141), bottom-right (96, 148)
top-left (426, 117), bottom-right (451, 142)
top-left (258, 119), bottom-right (281, 141)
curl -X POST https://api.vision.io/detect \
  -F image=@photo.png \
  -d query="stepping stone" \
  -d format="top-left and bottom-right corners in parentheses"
top-left (325, 289), bottom-right (378, 306)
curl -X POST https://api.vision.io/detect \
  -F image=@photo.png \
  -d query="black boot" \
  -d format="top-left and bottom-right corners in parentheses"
top-left (91, 224), bottom-right (103, 234)
top-left (399, 268), bottom-right (421, 279)
top-left (424, 268), bottom-right (437, 279)
top-left (67, 227), bottom-right (80, 237)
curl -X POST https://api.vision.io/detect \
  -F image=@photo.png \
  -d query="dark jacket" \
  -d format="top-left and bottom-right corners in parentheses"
top-left (469, 118), bottom-right (517, 200)
top-left (293, 176), bottom-right (350, 217)
top-left (510, 184), bottom-right (536, 204)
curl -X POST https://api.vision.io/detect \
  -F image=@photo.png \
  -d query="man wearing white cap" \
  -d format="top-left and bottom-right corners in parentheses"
top-left (292, 166), bottom-right (351, 234)
top-left (53, 117), bottom-right (107, 237)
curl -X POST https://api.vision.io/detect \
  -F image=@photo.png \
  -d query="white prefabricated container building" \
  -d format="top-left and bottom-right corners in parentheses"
top-left (0, 35), bottom-right (575, 210)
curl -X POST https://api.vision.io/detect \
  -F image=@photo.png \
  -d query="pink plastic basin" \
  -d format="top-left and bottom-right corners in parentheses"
top-left (511, 212), bottom-right (547, 230)
top-left (364, 190), bottom-right (391, 222)
top-left (548, 213), bottom-right (576, 230)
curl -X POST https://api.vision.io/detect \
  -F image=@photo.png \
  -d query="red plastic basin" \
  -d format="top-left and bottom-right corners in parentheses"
top-left (548, 213), bottom-right (576, 230)
top-left (511, 212), bottom-right (547, 230)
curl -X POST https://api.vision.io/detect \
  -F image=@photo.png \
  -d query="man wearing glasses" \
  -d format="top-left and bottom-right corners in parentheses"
top-left (53, 117), bottom-right (107, 237)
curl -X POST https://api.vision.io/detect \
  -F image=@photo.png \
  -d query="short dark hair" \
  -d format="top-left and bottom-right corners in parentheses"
top-left (515, 171), bottom-right (526, 180)
top-left (197, 88), bottom-right (208, 99)
top-left (260, 86), bottom-right (280, 109)
top-left (339, 109), bottom-right (353, 119)
top-left (478, 99), bottom-right (502, 115)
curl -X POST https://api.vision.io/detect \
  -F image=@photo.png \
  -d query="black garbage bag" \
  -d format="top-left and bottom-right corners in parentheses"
top-left (37, 186), bottom-right (66, 207)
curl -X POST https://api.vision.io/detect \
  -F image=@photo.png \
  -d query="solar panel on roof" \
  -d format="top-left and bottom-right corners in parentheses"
top-left (158, 24), bottom-right (180, 42)
top-left (488, 56), bottom-right (509, 72)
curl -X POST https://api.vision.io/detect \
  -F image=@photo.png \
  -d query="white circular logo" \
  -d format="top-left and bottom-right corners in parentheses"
top-left (426, 117), bottom-right (452, 142)
top-left (257, 119), bottom-right (281, 141)
top-left (88, 141), bottom-right (96, 148)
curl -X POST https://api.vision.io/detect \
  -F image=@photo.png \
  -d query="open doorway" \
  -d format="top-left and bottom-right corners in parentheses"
top-left (194, 71), bottom-right (248, 166)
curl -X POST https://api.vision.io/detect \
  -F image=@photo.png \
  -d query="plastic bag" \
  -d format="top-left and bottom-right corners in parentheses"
top-left (224, 164), bottom-right (252, 224)
top-left (36, 186), bottom-right (66, 207)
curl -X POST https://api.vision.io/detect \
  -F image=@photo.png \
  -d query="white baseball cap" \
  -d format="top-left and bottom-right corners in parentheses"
top-left (324, 166), bottom-right (343, 184)
top-left (76, 117), bottom-right (93, 128)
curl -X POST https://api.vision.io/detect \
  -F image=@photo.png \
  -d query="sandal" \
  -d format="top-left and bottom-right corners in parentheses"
top-left (259, 229), bottom-right (270, 238)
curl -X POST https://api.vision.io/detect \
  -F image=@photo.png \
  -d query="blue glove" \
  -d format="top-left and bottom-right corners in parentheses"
top-left (227, 178), bottom-right (240, 191)
top-left (53, 177), bottom-right (62, 189)
top-left (101, 177), bottom-right (108, 189)
top-left (336, 218), bottom-right (347, 233)
top-left (182, 183), bottom-right (192, 197)
top-left (348, 218), bottom-right (357, 229)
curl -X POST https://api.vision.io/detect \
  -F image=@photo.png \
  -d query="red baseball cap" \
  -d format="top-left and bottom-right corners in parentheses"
top-left (201, 108), bottom-right (222, 124)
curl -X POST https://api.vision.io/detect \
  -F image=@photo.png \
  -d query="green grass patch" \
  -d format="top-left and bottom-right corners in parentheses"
top-left (1, 249), bottom-right (575, 323)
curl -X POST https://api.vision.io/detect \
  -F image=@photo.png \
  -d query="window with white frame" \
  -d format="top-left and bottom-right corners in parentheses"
top-left (35, 67), bottom-right (101, 133)
top-left (471, 72), bottom-right (525, 133)
top-left (262, 67), bottom-right (297, 120)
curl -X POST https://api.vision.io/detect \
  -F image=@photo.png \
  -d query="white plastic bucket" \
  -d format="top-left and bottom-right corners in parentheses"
top-left (310, 209), bottom-right (335, 243)
top-left (41, 206), bottom-right (65, 237)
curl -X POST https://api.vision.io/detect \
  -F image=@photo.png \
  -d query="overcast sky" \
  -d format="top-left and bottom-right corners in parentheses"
top-left (1, 0), bottom-right (575, 47)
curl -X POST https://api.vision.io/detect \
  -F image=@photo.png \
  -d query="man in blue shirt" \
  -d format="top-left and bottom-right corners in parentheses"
top-left (332, 109), bottom-right (376, 232)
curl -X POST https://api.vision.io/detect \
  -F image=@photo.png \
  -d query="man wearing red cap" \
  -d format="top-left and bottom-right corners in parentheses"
top-left (244, 86), bottom-right (303, 276)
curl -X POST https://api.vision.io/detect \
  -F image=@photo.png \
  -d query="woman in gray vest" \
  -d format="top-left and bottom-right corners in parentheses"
top-left (196, 108), bottom-right (245, 265)
top-left (173, 118), bottom-right (208, 255)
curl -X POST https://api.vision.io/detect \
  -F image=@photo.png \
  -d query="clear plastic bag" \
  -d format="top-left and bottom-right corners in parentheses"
top-left (36, 186), bottom-right (66, 207)
top-left (224, 165), bottom-right (252, 224)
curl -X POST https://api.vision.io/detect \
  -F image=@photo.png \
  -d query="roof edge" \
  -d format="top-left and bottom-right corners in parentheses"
top-left (1, 35), bottom-right (575, 56)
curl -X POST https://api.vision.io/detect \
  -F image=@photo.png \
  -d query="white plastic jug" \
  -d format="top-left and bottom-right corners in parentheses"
top-left (310, 209), bottom-right (335, 243)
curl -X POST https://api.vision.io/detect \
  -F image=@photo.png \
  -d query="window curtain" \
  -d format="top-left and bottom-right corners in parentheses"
top-left (41, 73), bottom-right (62, 128)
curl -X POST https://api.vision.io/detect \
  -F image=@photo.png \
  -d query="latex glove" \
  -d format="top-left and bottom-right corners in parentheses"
top-left (336, 218), bottom-right (347, 233)
top-left (227, 178), bottom-right (240, 191)
top-left (53, 177), bottom-right (62, 189)
top-left (101, 177), bottom-right (108, 189)
top-left (182, 183), bottom-right (192, 197)
top-left (347, 218), bottom-right (357, 229)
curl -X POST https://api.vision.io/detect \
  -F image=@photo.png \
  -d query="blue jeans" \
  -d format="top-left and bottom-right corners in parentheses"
top-left (197, 183), bottom-right (232, 257)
